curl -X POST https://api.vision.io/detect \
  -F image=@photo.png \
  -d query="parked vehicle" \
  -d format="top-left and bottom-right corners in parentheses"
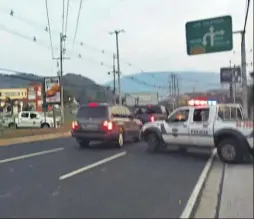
top-left (2, 111), bottom-right (60, 129)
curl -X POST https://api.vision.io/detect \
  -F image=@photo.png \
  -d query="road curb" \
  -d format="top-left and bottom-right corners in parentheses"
top-left (0, 131), bottom-right (71, 146)
top-left (180, 149), bottom-right (217, 218)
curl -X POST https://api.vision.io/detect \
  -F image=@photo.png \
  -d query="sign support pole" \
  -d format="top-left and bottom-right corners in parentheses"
top-left (233, 30), bottom-right (248, 118)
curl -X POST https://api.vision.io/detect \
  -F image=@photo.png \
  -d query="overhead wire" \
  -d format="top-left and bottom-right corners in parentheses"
top-left (0, 8), bottom-right (222, 93)
top-left (72, 0), bottom-right (83, 47)
top-left (0, 24), bottom-right (220, 91)
top-left (0, 7), bottom-right (230, 90)
top-left (0, 8), bottom-right (151, 75)
top-left (44, 0), bottom-right (55, 59)
top-left (63, 0), bottom-right (70, 52)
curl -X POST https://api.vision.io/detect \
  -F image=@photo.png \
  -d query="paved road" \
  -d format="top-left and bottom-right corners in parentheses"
top-left (0, 138), bottom-right (211, 218)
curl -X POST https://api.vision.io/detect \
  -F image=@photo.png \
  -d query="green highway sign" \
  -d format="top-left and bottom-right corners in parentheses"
top-left (185, 15), bottom-right (233, 55)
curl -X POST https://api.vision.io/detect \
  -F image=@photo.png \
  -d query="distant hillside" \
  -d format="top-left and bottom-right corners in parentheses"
top-left (104, 71), bottom-right (223, 94)
top-left (0, 73), bottom-right (113, 104)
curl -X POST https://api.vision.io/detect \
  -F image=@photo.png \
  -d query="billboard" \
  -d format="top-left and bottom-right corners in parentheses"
top-left (220, 66), bottom-right (241, 83)
top-left (44, 77), bottom-right (61, 104)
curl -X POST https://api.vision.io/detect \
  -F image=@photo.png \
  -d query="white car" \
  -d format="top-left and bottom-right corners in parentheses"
top-left (141, 104), bottom-right (253, 163)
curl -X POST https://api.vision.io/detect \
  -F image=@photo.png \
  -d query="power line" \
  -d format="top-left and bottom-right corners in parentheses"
top-left (63, 0), bottom-right (70, 52)
top-left (0, 23), bottom-right (221, 91)
top-left (0, 24), bottom-right (48, 48)
top-left (1, 6), bottom-right (228, 87)
top-left (2, 8), bottom-right (149, 75)
top-left (44, 0), bottom-right (54, 59)
top-left (0, 24), bottom-right (220, 90)
top-left (72, 0), bottom-right (83, 47)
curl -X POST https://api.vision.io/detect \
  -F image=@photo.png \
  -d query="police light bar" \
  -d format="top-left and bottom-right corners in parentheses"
top-left (188, 99), bottom-right (217, 106)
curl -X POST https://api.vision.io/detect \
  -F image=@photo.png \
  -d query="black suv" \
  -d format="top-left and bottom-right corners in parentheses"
top-left (71, 102), bottom-right (142, 148)
top-left (133, 105), bottom-right (169, 124)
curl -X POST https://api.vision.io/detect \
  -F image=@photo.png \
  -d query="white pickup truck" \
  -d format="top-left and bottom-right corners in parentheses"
top-left (2, 111), bottom-right (60, 129)
top-left (141, 104), bottom-right (254, 163)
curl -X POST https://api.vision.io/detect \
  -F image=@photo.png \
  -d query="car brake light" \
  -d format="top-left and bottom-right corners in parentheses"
top-left (72, 121), bottom-right (79, 130)
top-left (102, 120), bottom-right (113, 131)
top-left (150, 116), bottom-right (155, 122)
top-left (88, 102), bottom-right (98, 107)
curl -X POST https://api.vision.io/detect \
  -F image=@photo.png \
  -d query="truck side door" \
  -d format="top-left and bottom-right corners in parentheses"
top-left (18, 112), bottom-right (30, 128)
top-left (189, 108), bottom-right (214, 147)
top-left (30, 112), bottom-right (41, 128)
top-left (162, 108), bottom-right (190, 145)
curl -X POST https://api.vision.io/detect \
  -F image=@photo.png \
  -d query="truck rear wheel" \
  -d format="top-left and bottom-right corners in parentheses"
top-left (146, 133), bottom-right (161, 153)
top-left (41, 123), bottom-right (50, 128)
top-left (8, 123), bottom-right (17, 129)
top-left (217, 138), bottom-right (243, 163)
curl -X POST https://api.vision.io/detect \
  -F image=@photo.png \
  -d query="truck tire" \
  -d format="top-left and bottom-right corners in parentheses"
top-left (146, 132), bottom-right (161, 153)
top-left (41, 123), bottom-right (50, 128)
top-left (217, 138), bottom-right (243, 163)
top-left (8, 123), bottom-right (17, 129)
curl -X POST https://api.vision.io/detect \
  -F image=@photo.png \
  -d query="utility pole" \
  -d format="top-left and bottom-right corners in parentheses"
top-left (109, 29), bottom-right (124, 105)
top-left (59, 33), bottom-right (65, 125)
top-left (168, 75), bottom-right (171, 97)
top-left (176, 76), bottom-right (179, 107)
top-left (52, 34), bottom-right (70, 125)
top-left (171, 73), bottom-right (176, 110)
top-left (233, 64), bottom-right (236, 104)
top-left (108, 53), bottom-right (117, 104)
top-left (233, 30), bottom-right (248, 118)
top-left (229, 60), bottom-right (234, 102)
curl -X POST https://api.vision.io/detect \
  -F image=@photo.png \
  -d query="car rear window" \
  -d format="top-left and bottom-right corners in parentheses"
top-left (134, 105), bottom-right (165, 114)
top-left (77, 106), bottom-right (108, 118)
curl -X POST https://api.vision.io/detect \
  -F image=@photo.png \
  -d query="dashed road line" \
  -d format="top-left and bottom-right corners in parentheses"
top-left (59, 151), bottom-right (127, 180)
top-left (0, 147), bottom-right (64, 164)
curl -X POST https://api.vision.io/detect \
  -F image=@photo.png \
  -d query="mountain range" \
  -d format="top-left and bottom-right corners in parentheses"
top-left (104, 71), bottom-right (223, 94)
top-left (0, 70), bottom-right (225, 103)
top-left (0, 73), bottom-right (113, 104)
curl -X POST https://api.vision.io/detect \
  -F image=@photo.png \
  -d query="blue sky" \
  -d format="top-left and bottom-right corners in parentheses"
top-left (0, 0), bottom-right (253, 85)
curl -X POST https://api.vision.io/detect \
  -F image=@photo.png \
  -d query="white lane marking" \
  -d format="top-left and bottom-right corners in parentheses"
top-left (59, 151), bottom-right (127, 180)
top-left (180, 148), bottom-right (217, 219)
top-left (0, 148), bottom-right (64, 164)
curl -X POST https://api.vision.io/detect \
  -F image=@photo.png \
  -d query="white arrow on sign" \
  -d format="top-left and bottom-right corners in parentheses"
top-left (202, 26), bottom-right (225, 47)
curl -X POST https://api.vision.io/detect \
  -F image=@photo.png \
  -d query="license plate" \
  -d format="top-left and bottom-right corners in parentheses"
top-left (82, 124), bottom-right (97, 129)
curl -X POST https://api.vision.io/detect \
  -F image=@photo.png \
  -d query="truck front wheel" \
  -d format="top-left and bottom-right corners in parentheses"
top-left (217, 138), bottom-right (243, 163)
top-left (146, 133), bottom-right (161, 153)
